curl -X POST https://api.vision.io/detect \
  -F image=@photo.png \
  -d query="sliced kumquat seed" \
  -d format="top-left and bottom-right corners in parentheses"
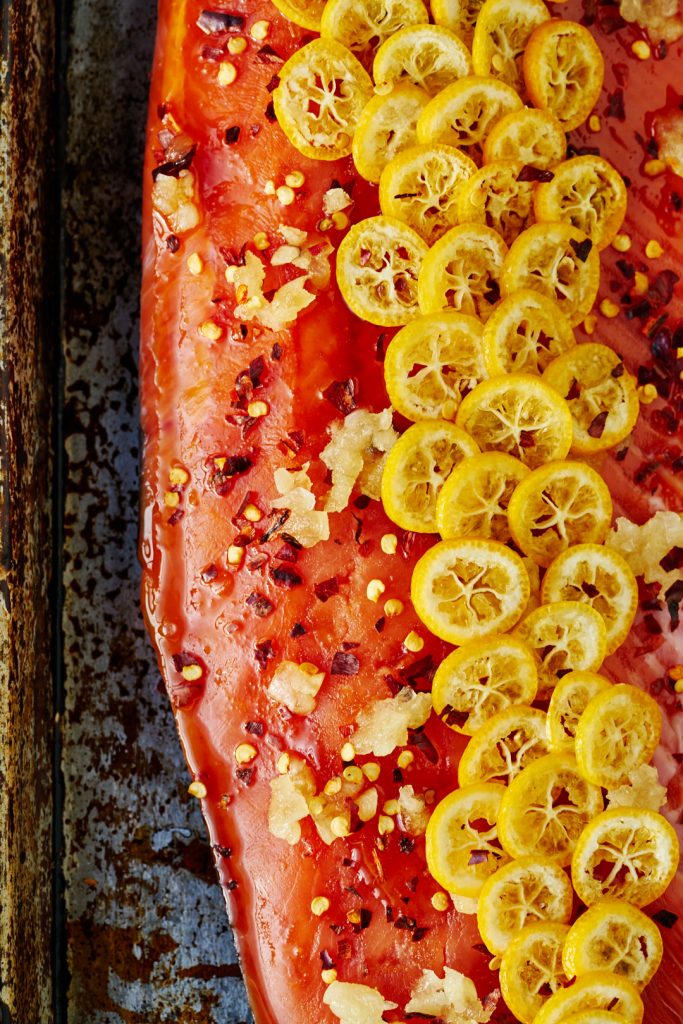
top-left (456, 161), bottom-right (535, 246)
top-left (524, 20), bottom-right (605, 132)
top-left (574, 684), bottom-right (662, 788)
top-left (418, 223), bottom-right (508, 321)
top-left (562, 899), bottom-right (664, 990)
top-left (482, 289), bottom-right (576, 377)
top-left (436, 451), bottom-right (528, 543)
top-left (533, 971), bottom-right (643, 1024)
top-left (458, 704), bottom-right (550, 787)
top-left (514, 600), bottom-right (607, 699)
top-left (499, 921), bottom-right (570, 1024)
top-left (352, 84), bottom-right (430, 183)
top-left (534, 155), bottom-right (628, 251)
top-left (373, 23), bottom-right (472, 95)
top-left (472, 0), bottom-right (550, 90)
top-left (432, 634), bottom-right (538, 736)
top-left (546, 670), bottom-right (612, 752)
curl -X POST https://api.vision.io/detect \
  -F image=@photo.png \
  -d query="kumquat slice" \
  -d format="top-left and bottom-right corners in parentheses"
top-left (425, 782), bottom-right (510, 897)
top-left (273, 39), bottom-right (373, 160)
top-left (383, 311), bottom-right (487, 421)
top-left (533, 972), bottom-right (643, 1024)
top-left (431, 0), bottom-right (486, 47)
top-left (534, 155), bottom-right (628, 251)
top-left (514, 601), bottom-right (607, 699)
top-left (507, 460), bottom-right (613, 567)
top-left (524, 20), bottom-right (605, 133)
top-left (411, 538), bottom-right (530, 645)
top-left (481, 289), bottom-right (575, 377)
top-left (352, 84), bottom-right (430, 183)
top-left (574, 684), bottom-right (662, 788)
top-left (417, 75), bottom-right (523, 154)
top-left (472, 0), bottom-right (550, 91)
top-left (373, 23), bottom-right (473, 95)
top-left (436, 451), bottom-right (528, 542)
top-left (380, 419), bottom-right (480, 532)
top-left (562, 899), bottom-right (664, 990)
top-left (571, 808), bottom-right (679, 908)
top-left (458, 704), bottom-right (550, 787)
top-left (455, 374), bottom-right (573, 469)
top-left (418, 223), bottom-right (507, 321)
top-left (546, 670), bottom-right (612, 753)
top-left (432, 634), bottom-right (538, 736)
top-left (456, 161), bottom-right (535, 247)
top-left (336, 216), bottom-right (428, 325)
top-left (320, 0), bottom-right (429, 67)
top-left (270, 0), bottom-right (326, 30)
top-left (499, 921), bottom-right (570, 1024)
top-left (542, 343), bottom-right (639, 455)
top-left (477, 855), bottom-right (574, 956)
top-left (379, 144), bottom-right (477, 245)
top-left (483, 108), bottom-right (567, 170)
top-left (501, 222), bottom-right (600, 327)
top-left (541, 544), bottom-right (638, 655)
top-left (557, 1013), bottom-right (629, 1024)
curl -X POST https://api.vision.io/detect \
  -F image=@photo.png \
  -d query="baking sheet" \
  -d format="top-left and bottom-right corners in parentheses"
top-left (58, 0), bottom-right (251, 1019)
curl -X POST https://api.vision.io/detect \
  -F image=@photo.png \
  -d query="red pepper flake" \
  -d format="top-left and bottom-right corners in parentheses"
top-left (172, 652), bottom-right (201, 672)
top-left (516, 165), bottom-right (554, 183)
top-left (265, 100), bottom-right (276, 122)
top-left (439, 703), bottom-right (470, 730)
top-left (236, 766), bottom-right (255, 785)
top-left (394, 915), bottom-right (416, 930)
top-left (468, 849), bottom-right (489, 866)
top-left (323, 378), bottom-right (358, 415)
top-left (256, 44), bottom-right (283, 64)
top-left (271, 342), bottom-right (283, 360)
top-left (375, 333), bottom-right (387, 362)
top-left (261, 510), bottom-right (290, 542)
top-left (411, 927), bottom-right (429, 942)
top-left (399, 837), bottom-right (415, 854)
top-left (375, 617), bottom-right (386, 633)
top-left (212, 844), bottom-right (232, 858)
top-left (408, 728), bottom-right (439, 764)
top-left (290, 622), bottom-right (306, 638)
top-left (201, 564), bottom-right (219, 583)
top-left (570, 237), bottom-right (593, 263)
top-left (320, 950), bottom-right (336, 970)
top-left (225, 126), bottom-right (241, 144)
top-left (393, 768), bottom-right (403, 783)
top-left (254, 639), bottom-right (276, 667)
top-left (201, 45), bottom-right (225, 61)
top-left (653, 909), bottom-right (679, 928)
top-left (587, 410), bottom-right (608, 439)
top-left (665, 579), bottom-right (683, 629)
top-left (166, 234), bottom-right (180, 252)
top-left (226, 879), bottom-right (239, 890)
top-left (245, 720), bottom-right (265, 736)
top-left (197, 10), bottom-right (245, 33)
top-left (168, 508), bottom-right (185, 526)
top-left (265, 73), bottom-right (280, 94)
top-left (661, 547), bottom-right (683, 573)
top-left (315, 577), bottom-right (339, 602)
top-left (152, 145), bottom-right (197, 181)
top-left (246, 592), bottom-right (274, 617)
top-left (649, 270), bottom-right (680, 310)
top-left (331, 651), bottom-right (360, 676)
top-left (270, 565), bottom-right (302, 589)
top-left (611, 361), bottom-right (625, 378)
top-left (400, 655), bottom-right (437, 687)
top-left (274, 541), bottom-right (299, 563)
top-left (606, 88), bottom-right (625, 120)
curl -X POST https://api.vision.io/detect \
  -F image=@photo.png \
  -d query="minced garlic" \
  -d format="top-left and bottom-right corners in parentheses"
top-left (321, 408), bottom-right (398, 513)
top-left (323, 981), bottom-right (397, 1024)
top-left (267, 660), bottom-right (325, 716)
top-left (405, 968), bottom-right (494, 1024)
top-left (606, 511), bottom-right (683, 592)
top-left (267, 756), bottom-right (316, 845)
top-left (152, 169), bottom-right (200, 234)
top-left (619, 0), bottom-right (683, 42)
top-left (352, 687), bottom-right (432, 758)
top-left (397, 785), bottom-right (430, 836)
top-left (606, 764), bottom-right (667, 811)
top-left (271, 463), bottom-right (330, 548)
top-left (233, 250), bottom-right (316, 330)
top-left (655, 110), bottom-right (683, 178)
top-left (323, 186), bottom-right (353, 217)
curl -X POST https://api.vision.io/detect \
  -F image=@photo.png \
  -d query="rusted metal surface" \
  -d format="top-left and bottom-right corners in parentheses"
top-left (0, 1), bottom-right (56, 1020)
top-left (60, 1), bottom-right (251, 1020)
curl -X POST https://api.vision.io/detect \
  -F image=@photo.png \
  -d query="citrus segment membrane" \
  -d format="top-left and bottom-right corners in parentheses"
top-left (524, 20), bottom-right (605, 132)
top-left (380, 144), bottom-right (477, 245)
top-left (541, 544), bottom-right (639, 655)
top-left (501, 222), bottom-right (600, 326)
top-left (432, 0), bottom-right (487, 47)
top-left (383, 311), bottom-right (487, 421)
top-left (481, 289), bottom-right (575, 376)
top-left (562, 899), bottom-right (664, 990)
top-left (456, 161), bottom-right (535, 246)
top-left (274, 39), bottom-right (374, 160)
top-left (535, 155), bottom-right (628, 251)
top-left (514, 601), bottom-right (607, 699)
top-left (507, 460), bottom-right (613, 567)
top-left (499, 921), bottom-right (570, 1024)
top-left (432, 634), bottom-right (538, 736)
top-left (477, 855), bottom-right (574, 956)
top-left (411, 538), bottom-right (530, 645)
top-left (546, 670), bottom-right (612, 752)
top-left (418, 223), bottom-right (508, 321)
top-left (472, 0), bottom-right (550, 91)
top-left (336, 216), bottom-right (428, 326)
top-left (353, 84), bottom-right (430, 183)
top-left (320, 0), bottom-right (430, 67)
top-left (498, 752), bottom-right (604, 865)
top-left (458, 705), bottom-right (550, 786)
top-left (380, 420), bottom-right (480, 532)
top-left (574, 684), bottom-right (662, 788)
top-left (436, 451), bottom-right (528, 542)
top-left (373, 24), bottom-right (473, 95)
top-left (533, 972), bottom-right (643, 1024)
top-left (425, 782), bottom-right (510, 897)
top-left (483, 107), bottom-right (567, 170)
top-left (417, 75), bottom-right (523, 154)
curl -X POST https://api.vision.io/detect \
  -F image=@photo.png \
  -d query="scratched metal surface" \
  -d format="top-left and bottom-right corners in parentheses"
top-left (61, 1), bottom-right (252, 1020)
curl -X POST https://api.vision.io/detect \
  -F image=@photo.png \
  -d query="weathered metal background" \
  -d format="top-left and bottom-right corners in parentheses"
top-left (59, 0), bottom-right (251, 1020)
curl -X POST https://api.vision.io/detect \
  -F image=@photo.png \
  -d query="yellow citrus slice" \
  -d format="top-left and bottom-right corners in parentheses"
top-left (563, 899), bottom-right (664, 990)
top-left (524, 20), bottom-right (605, 132)
top-left (411, 538), bottom-right (530, 645)
top-left (483, 108), bottom-right (567, 169)
top-left (425, 782), bottom-right (510, 897)
top-left (541, 544), bottom-right (639, 655)
top-left (546, 670), bottom-right (612, 752)
top-left (273, 39), bottom-right (373, 161)
top-left (498, 752), bottom-right (604, 865)
top-left (379, 144), bottom-right (477, 245)
top-left (499, 921), bottom-right (570, 1024)
top-left (574, 684), bottom-right (662, 788)
top-left (507, 460), bottom-right (613, 567)
top-left (380, 419), bottom-right (480, 532)
top-left (417, 223), bottom-right (508, 321)
top-left (482, 289), bottom-right (575, 376)
top-left (477, 855), bottom-right (574, 956)
top-left (373, 23), bottom-right (473, 95)
top-left (436, 451), bottom-right (529, 542)
top-left (270, 0), bottom-right (326, 29)
top-left (571, 808), bottom-right (679, 908)
top-left (456, 161), bottom-right (535, 246)
top-left (431, 0), bottom-right (486, 47)
top-left (455, 374), bottom-right (573, 469)
top-left (336, 216), bottom-right (428, 326)
top-left (417, 75), bottom-right (523, 154)
top-left (533, 972), bottom-right (643, 1024)
top-left (352, 84), bottom-right (430, 183)
top-left (514, 601), bottom-right (607, 699)
top-left (320, 0), bottom-right (429, 68)
top-left (534, 155), bottom-right (628, 251)
top-left (542, 343), bottom-right (639, 455)
top-left (383, 311), bottom-right (487, 421)
top-left (432, 634), bottom-right (538, 736)
top-left (501, 222), bottom-right (600, 327)
top-left (458, 704), bottom-right (550, 786)
top-left (472, 0), bottom-right (550, 90)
